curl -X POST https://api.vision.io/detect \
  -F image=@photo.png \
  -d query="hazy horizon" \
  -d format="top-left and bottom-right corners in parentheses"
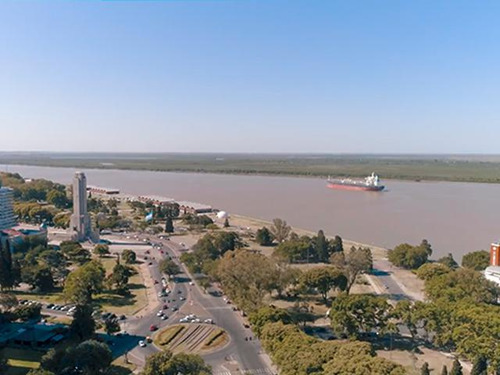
top-left (1, 1), bottom-right (499, 153)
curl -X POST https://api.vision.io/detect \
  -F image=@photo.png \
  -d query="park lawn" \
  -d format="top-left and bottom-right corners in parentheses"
top-left (13, 288), bottom-right (64, 304)
top-left (1, 348), bottom-right (42, 375)
top-left (95, 258), bottom-right (148, 315)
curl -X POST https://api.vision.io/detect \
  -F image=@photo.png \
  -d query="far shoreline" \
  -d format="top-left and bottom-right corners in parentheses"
top-left (2, 161), bottom-right (500, 185)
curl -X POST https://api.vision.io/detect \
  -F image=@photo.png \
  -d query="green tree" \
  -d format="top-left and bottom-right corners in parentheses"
top-left (62, 340), bottom-right (112, 374)
top-left (421, 362), bottom-right (430, 375)
top-left (104, 316), bottom-right (121, 335)
top-left (60, 241), bottom-right (91, 265)
top-left (40, 348), bottom-right (66, 374)
top-left (121, 249), bottom-right (136, 264)
top-left (462, 250), bottom-right (490, 271)
top-left (216, 250), bottom-right (276, 312)
top-left (425, 268), bottom-right (499, 304)
top-left (0, 293), bottom-right (18, 311)
top-left (330, 246), bottom-right (373, 294)
top-left (213, 231), bottom-right (243, 254)
top-left (330, 235), bottom-right (343, 253)
top-left (165, 217), bottom-right (174, 233)
top-left (388, 241), bottom-right (430, 269)
top-left (255, 227), bottom-right (273, 246)
top-left (249, 306), bottom-right (293, 336)
top-left (301, 267), bottom-right (347, 302)
top-left (141, 351), bottom-right (211, 375)
top-left (108, 262), bottom-right (132, 292)
top-left (437, 253), bottom-right (459, 269)
top-left (14, 303), bottom-right (42, 321)
top-left (270, 260), bottom-right (302, 298)
top-left (329, 293), bottom-right (393, 339)
top-left (64, 260), bottom-right (106, 304)
top-left (23, 265), bottom-right (54, 292)
top-left (46, 189), bottom-right (70, 209)
top-left (441, 365), bottom-right (448, 375)
top-left (450, 359), bottom-right (463, 375)
top-left (0, 240), bottom-right (17, 290)
top-left (53, 212), bottom-right (70, 229)
top-left (223, 217), bottom-right (230, 228)
top-left (93, 244), bottom-right (110, 258)
top-left (273, 238), bottom-right (312, 263)
top-left (416, 263), bottom-right (451, 281)
top-left (270, 218), bottom-right (291, 243)
top-left (159, 259), bottom-right (181, 279)
top-left (70, 304), bottom-right (95, 341)
top-left (314, 230), bottom-right (329, 262)
top-left (470, 356), bottom-right (487, 375)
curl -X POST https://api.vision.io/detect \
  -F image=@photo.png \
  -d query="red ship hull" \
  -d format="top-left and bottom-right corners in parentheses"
top-left (327, 183), bottom-right (385, 192)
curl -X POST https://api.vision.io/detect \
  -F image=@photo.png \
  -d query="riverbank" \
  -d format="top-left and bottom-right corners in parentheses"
top-left (202, 213), bottom-right (426, 302)
top-left (3, 153), bottom-right (500, 183)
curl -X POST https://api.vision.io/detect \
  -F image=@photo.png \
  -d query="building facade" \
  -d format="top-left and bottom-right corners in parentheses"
top-left (484, 241), bottom-right (500, 287)
top-left (69, 172), bottom-right (92, 241)
top-left (0, 187), bottom-right (17, 230)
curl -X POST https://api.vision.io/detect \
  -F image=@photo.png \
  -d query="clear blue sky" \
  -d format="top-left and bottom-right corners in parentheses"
top-left (1, 0), bottom-right (499, 153)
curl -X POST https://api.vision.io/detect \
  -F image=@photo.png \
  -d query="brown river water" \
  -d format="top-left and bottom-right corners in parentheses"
top-left (3, 164), bottom-right (499, 261)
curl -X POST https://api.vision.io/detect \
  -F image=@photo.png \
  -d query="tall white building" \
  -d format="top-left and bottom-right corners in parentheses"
top-left (0, 187), bottom-right (16, 230)
top-left (69, 172), bottom-right (92, 241)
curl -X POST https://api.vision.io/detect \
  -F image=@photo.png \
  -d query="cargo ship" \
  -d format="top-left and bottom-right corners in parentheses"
top-left (327, 172), bottom-right (385, 192)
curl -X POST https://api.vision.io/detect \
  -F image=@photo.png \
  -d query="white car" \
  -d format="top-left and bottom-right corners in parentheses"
top-left (189, 281), bottom-right (194, 286)
top-left (139, 340), bottom-right (146, 347)
top-left (179, 318), bottom-right (188, 323)
top-left (179, 296), bottom-right (186, 301)
top-left (157, 310), bottom-right (163, 317)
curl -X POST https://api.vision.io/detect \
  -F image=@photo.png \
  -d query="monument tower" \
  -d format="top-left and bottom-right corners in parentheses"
top-left (70, 172), bottom-right (92, 241)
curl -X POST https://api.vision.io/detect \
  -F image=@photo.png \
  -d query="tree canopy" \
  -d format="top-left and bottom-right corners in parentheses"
top-left (462, 250), bottom-right (491, 271)
top-left (141, 351), bottom-right (211, 375)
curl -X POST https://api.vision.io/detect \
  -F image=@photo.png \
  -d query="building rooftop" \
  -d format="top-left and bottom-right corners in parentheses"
top-left (137, 195), bottom-right (175, 203)
top-left (176, 201), bottom-right (212, 210)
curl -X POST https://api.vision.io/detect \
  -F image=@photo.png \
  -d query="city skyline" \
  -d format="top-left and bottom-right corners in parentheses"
top-left (1, 1), bottom-right (500, 153)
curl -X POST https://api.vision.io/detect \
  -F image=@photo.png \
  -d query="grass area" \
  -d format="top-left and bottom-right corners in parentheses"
top-left (110, 356), bottom-right (136, 375)
top-left (1, 348), bottom-right (42, 375)
top-left (13, 258), bottom-right (147, 316)
top-left (95, 258), bottom-right (148, 315)
top-left (13, 289), bottom-right (64, 304)
top-left (3, 153), bottom-right (500, 183)
top-left (155, 325), bottom-right (186, 346)
top-left (202, 328), bottom-right (226, 349)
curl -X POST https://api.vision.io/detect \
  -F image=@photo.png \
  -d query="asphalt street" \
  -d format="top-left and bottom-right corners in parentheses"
top-left (114, 234), bottom-right (273, 374)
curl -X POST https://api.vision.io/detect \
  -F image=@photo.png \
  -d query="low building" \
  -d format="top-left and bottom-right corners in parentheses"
top-left (0, 187), bottom-right (16, 230)
top-left (87, 185), bottom-right (120, 195)
top-left (1, 226), bottom-right (48, 252)
top-left (9, 323), bottom-right (66, 349)
top-left (484, 266), bottom-right (500, 286)
top-left (137, 195), bottom-right (175, 206)
top-left (176, 200), bottom-right (212, 214)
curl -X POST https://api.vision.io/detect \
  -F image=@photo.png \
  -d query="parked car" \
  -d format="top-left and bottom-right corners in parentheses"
top-left (150, 325), bottom-right (158, 331)
top-left (139, 340), bottom-right (146, 347)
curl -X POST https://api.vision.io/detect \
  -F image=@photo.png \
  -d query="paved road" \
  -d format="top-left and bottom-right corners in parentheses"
top-left (115, 234), bottom-right (272, 374)
top-left (372, 259), bottom-right (411, 301)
